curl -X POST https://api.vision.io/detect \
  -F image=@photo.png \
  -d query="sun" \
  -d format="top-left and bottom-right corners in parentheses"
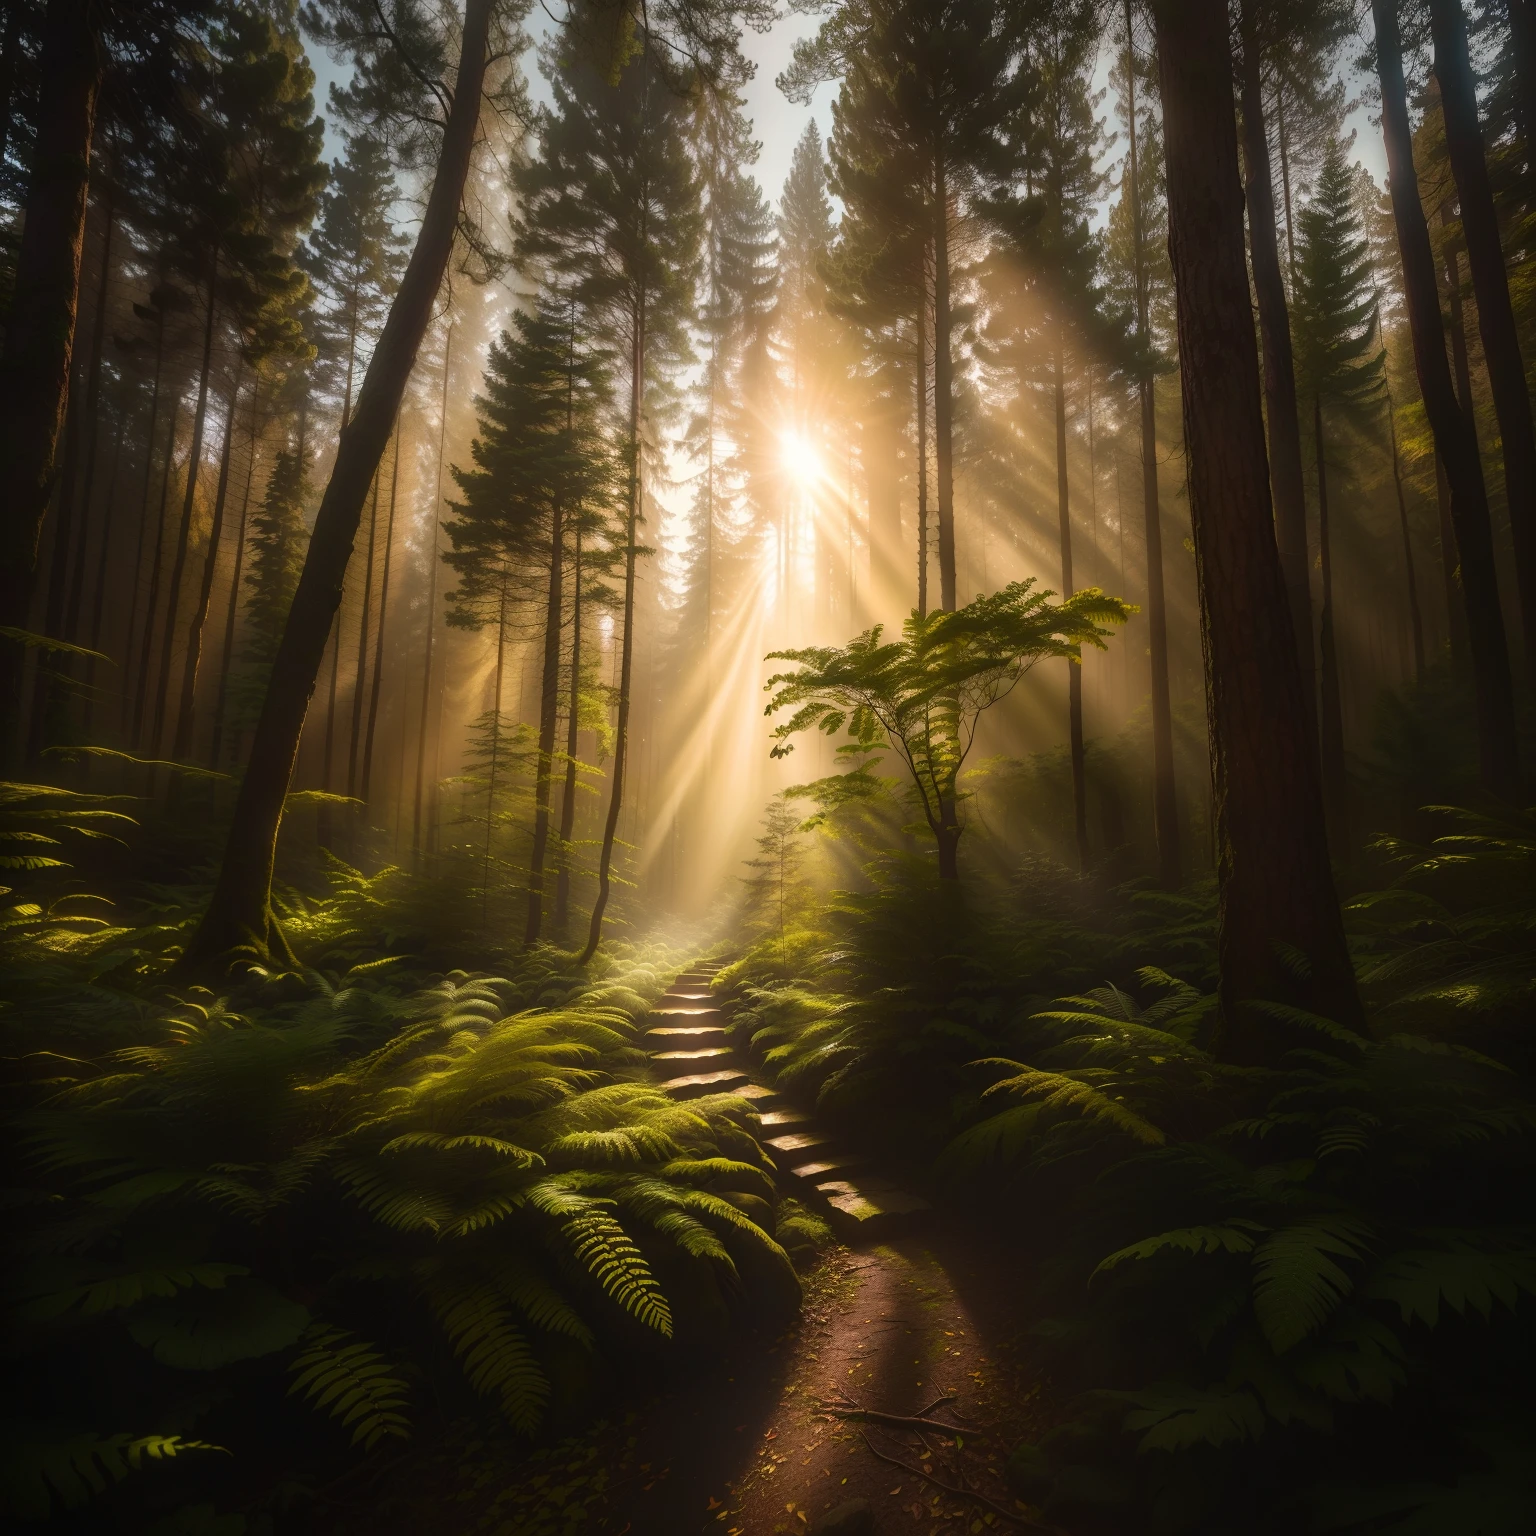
top-left (778, 427), bottom-right (823, 488)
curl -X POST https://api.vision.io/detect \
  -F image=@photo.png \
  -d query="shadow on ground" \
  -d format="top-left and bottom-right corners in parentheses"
top-left (323, 1222), bottom-right (1051, 1536)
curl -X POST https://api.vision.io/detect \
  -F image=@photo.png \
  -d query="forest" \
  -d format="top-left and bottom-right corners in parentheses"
top-left (1, 0), bottom-right (1534, 1531)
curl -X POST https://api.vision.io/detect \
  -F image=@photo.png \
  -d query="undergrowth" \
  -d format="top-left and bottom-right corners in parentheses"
top-left (0, 786), bottom-right (797, 1532)
top-left (712, 803), bottom-right (1536, 1534)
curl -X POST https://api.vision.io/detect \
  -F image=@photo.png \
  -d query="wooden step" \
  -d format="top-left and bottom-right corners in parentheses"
top-left (820, 1182), bottom-right (931, 1237)
top-left (662, 1069), bottom-right (749, 1098)
top-left (764, 1130), bottom-right (839, 1166)
top-left (651, 1005), bottom-right (725, 1019)
top-left (646, 1025), bottom-right (727, 1040)
top-left (759, 1108), bottom-right (811, 1130)
top-left (787, 1154), bottom-right (867, 1182)
top-left (731, 1082), bottom-right (780, 1107)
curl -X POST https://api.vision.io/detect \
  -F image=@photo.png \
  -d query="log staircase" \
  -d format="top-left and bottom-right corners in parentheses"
top-left (647, 961), bottom-right (931, 1240)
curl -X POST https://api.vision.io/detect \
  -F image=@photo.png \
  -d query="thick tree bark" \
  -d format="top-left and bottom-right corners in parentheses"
top-left (1434, 452), bottom-right (1471, 667)
top-left (210, 404), bottom-right (260, 769)
top-left (360, 429), bottom-right (401, 803)
top-left (0, 0), bottom-right (100, 763)
top-left (915, 286), bottom-right (929, 619)
top-left (1509, 0), bottom-right (1536, 158)
top-left (580, 290), bottom-right (645, 965)
top-left (348, 470), bottom-right (382, 798)
top-left (1054, 334), bottom-right (1089, 870)
top-left (1151, 0), bottom-right (1362, 1054)
top-left (1313, 399), bottom-right (1350, 849)
top-left (82, 405), bottom-right (126, 737)
top-left (554, 523), bottom-right (582, 936)
top-left (1430, 0), bottom-right (1536, 671)
top-left (1374, 0), bottom-right (1519, 799)
top-left (150, 257), bottom-right (218, 757)
top-left (173, 368), bottom-right (241, 762)
top-left (525, 493), bottom-right (565, 943)
top-left (1384, 388), bottom-right (1427, 681)
top-left (181, 0), bottom-right (493, 972)
top-left (1124, 0), bottom-right (1180, 888)
top-left (481, 571), bottom-right (509, 926)
top-left (414, 323), bottom-right (452, 864)
top-left (130, 396), bottom-right (181, 748)
top-left (932, 157), bottom-right (956, 614)
top-left (65, 191), bottom-right (115, 653)
top-left (1238, 9), bottom-right (1316, 743)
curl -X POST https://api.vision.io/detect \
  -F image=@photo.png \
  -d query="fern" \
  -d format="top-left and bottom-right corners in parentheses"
top-left (0, 1425), bottom-right (221, 1520)
top-left (427, 1278), bottom-right (549, 1432)
top-left (1094, 1221), bottom-right (1267, 1276)
top-left (975, 1058), bottom-right (1166, 1144)
top-left (1252, 1216), bottom-right (1375, 1354)
top-left (1122, 1385), bottom-right (1267, 1453)
top-left (1363, 1237), bottom-right (1536, 1327)
top-left (288, 1325), bottom-right (411, 1451)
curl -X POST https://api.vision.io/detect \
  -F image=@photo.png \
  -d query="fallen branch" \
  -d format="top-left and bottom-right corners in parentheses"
top-left (858, 1429), bottom-right (1054, 1533)
top-left (819, 1392), bottom-right (974, 1439)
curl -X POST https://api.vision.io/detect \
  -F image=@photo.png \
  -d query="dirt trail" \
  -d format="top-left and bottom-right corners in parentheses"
top-left (340, 1229), bottom-right (1047, 1536)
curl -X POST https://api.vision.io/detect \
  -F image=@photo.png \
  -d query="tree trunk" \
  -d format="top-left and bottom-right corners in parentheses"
top-left (210, 401), bottom-right (260, 769)
top-left (1238, 8), bottom-right (1316, 743)
top-left (180, 0), bottom-right (493, 973)
top-left (580, 288), bottom-right (645, 966)
top-left (932, 156), bottom-right (956, 614)
top-left (554, 522), bottom-right (582, 937)
top-left (1124, 0), bottom-right (1181, 888)
top-left (1151, 0), bottom-right (1362, 1055)
top-left (525, 490), bottom-right (565, 944)
top-left (1509, 0), bottom-right (1536, 159)
top-left (1430, 0), bottom-right (1536, 673)
top-left (915, 283), bottom-right (929, 619)
top-left (0, 0), bottom-right (101, 763)
top-left (173, 366), bottom-right (240, 762)
top-left (527, 328), bottom-right (577, 944)
top-left (1374, 0), bottom-right (1519, 800)
top-left (150, 255), bottom-right (218, 757)
top-left (482, 571), bottom-right (508, 929)
top-left (1384, 389), bottom-right (1426, 681)
top-left (1313, 398), bottom-right (1349, 849)
top-left (82, 403), bottom-right (125, 737)
top-left (1055, 332), bottom-right (1089, 870)
top-left (360, 427), bottom-right (401, 803)
top-left (347, 470), bottom-right (381, 799)
top-left (414, 323), bottom-right (452, 864)
top-left (130, 395), bottom-right (181, 749)
top-left (65, 183), bottom-right (114, 647)
top-left (935, 813), bottom-right (960, 881)
top-left (1434, 452), bottom-right (1470, 668)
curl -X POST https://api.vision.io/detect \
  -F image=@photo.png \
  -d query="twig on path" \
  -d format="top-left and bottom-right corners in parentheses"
top-left (857, 1429), bottom-right (1055, 1533)
top-left (818, 1391), bottom-right (975, 1439)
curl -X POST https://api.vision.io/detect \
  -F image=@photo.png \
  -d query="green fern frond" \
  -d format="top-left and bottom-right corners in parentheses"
top-left (550, 1202), bottom-right (672, 1336)
top-left (1122, 1385), bottom-right (1267, 1453)
top-left (1252, 1216), bottom-right (1375, 1354)
top-left (1095, 1222), bottom-right (1267, 1277)
top-left (1364, 1235), bottom-right (1536, 1327)
top-left (428, 1280), bottom-right (548, 1432)
top-left (17, 1260), bottom-right (248, 1321)
top-left (379, 1131), bottom-right (543, 1166)
top-left (0, 1426), bottom-right (222, 1520)
top-left (976, 1058), bottom-right (1165, 1144)
top-left (288, 1325), bottom-right (411, 1451)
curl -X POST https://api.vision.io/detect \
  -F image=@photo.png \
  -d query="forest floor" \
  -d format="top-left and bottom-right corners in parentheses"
top-left (325, 1224), bottom-right (1051, 1536)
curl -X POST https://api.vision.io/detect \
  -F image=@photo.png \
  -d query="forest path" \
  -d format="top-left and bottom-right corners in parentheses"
top-left (335, 1231), bottom-right (1048, 1536)
top-left (327, 965), bottom-right (1048, 1535)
